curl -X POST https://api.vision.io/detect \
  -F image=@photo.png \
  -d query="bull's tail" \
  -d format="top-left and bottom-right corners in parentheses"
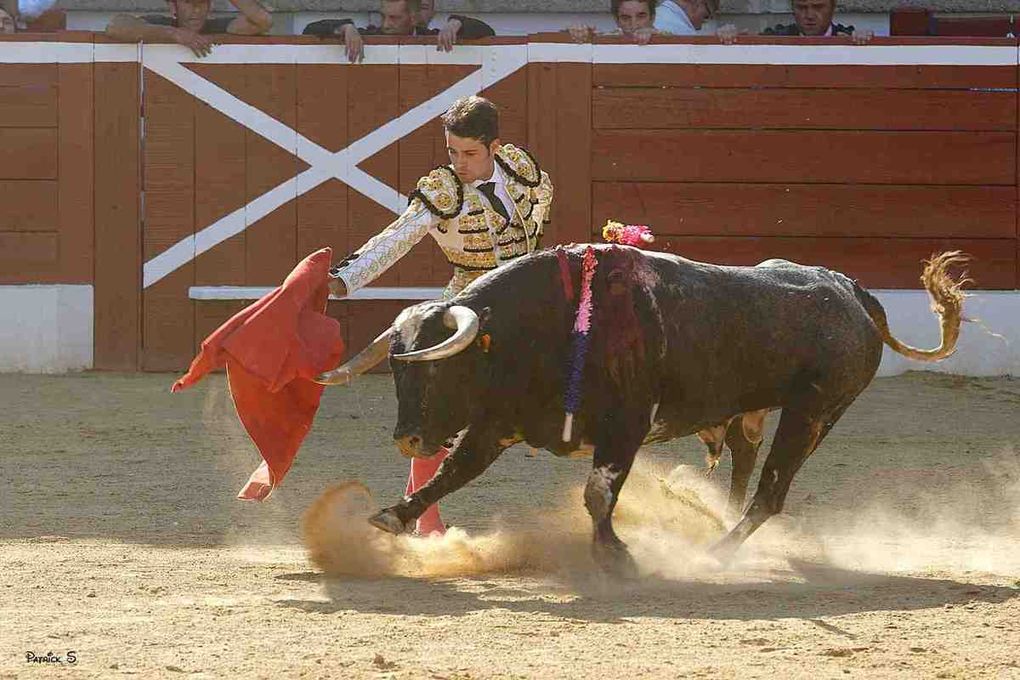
top-left (854, 251), bottom-right (970, 362)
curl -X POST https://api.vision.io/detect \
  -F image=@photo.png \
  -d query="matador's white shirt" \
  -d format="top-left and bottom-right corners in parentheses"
top-left (331, 143), bottom-right (554, 299)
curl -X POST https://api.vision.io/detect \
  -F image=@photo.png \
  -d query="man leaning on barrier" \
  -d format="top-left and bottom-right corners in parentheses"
top-left (567, 0), bottom-right (661, 46)
top-left (105, 0), bottom-right (272, 58)
top-left (302, 0), bottom-right (495, 64)
top-left (761, 0), bottom-right (873, 43)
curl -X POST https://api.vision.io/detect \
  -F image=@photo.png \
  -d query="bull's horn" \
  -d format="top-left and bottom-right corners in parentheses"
top-left (392, 305), bottom-right (479, 362)
top-left (313, 328), bottom-right (393, 385)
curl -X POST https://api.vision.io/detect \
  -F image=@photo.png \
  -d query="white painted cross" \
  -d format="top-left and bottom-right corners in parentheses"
top-left (141, 43), bottom-right (529, 288)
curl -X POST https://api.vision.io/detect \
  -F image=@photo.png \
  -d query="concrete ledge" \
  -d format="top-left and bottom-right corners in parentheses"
top-left (0, 285), bottom-right (93, 374)
top-left (58, 0), bottom-right (1020, 15)
top-left (875, 290), bottom-right (1020, 378)
top-left (192, 287), bottom-right (1020, 377)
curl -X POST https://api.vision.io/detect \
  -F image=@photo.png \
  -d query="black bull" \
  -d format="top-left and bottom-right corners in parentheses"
top-left (318, 245), bottom-right (966, 570)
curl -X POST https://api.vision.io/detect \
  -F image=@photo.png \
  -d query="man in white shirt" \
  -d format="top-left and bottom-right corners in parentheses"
top-left (654, 0), bottom-right (718, 34)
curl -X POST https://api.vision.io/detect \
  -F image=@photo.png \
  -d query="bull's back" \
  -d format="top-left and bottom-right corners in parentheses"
top-left (645, 253), bottom-right (884, 415)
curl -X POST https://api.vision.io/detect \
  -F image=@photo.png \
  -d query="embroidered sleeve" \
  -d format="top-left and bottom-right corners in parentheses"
top-left (409, 166), bottom-right (464, 218)
top-left (331, 198), bottom-right (437, 295)
top-left (531, 169), bottom-right (554, 232)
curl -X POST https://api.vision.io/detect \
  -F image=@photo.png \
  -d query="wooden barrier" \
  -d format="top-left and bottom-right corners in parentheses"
top-left (0, 34), bottom-right (93, 287)
top-left (1, 35), bottom-right (1018, 370)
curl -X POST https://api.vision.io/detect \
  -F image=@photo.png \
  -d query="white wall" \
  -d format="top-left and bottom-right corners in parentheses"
top-left (0, 285), bottom-right (93, 373)
top-left (874, 290), bottom-right (1020, 377)
top-left (0, 285), bottom-right (1017, 376)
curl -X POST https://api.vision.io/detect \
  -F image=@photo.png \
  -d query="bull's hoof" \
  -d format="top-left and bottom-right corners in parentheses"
top-left (708, 535), bottom-right (739, 566)
top-left (592, 542), bottom-right (639, 580)
top-left (368, 508), bottom-right (413, 535)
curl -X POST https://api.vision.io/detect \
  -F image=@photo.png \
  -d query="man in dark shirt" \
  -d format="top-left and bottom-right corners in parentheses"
top-left (106, 0), bottom-right (272, 58)
top-left (762, 0), bottom-right (854, 36)
top-left (303, 0), bottom-right (495, 63)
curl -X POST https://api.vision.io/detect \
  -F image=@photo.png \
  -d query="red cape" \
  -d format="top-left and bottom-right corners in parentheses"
top-left (171, 248), bottom-right (344, 499)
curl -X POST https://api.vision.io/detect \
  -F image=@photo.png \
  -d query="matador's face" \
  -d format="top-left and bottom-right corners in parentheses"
top-left (445, 132), bottom-right (501, 184)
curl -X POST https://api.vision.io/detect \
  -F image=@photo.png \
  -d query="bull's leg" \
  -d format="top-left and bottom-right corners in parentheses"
top-left (712, 406), bottom-right (841, 560)
top-left (723, 410), bottom-right (767, 517)
top-left (585, 410), bottom-right (649, 576)
top-left (368, 426), bottom-right (504, 535)
top-left (585, 457), bottom-right (637, 577)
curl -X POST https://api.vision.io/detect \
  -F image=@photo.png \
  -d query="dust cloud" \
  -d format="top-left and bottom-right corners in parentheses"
top-left (302, 450), bottom-right (1020, 582)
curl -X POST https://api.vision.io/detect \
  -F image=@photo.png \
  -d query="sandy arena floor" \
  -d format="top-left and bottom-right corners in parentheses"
top-left (1, 371), bottom-right (1019, 678)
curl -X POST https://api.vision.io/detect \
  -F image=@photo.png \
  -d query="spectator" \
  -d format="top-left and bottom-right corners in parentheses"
top-left (568, 0), bottom-right (659, 45)
top-left (414, 0), bottom-right (435, 30)
top-left (303, 0), bottom-right (495, 63)
top-left (763, 0), bottom-right (854, 36)
top-left (0, 0), bottom-right (16, 32)
top-left (654, 0), bottom-right (718, 35)
top-left (105, 0), bottom-right (273, 58)
top-left (0, 6), bottom-right (14, 33)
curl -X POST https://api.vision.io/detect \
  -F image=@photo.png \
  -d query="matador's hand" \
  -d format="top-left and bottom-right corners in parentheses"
top-left (328, 275), bottom-right (348, 298)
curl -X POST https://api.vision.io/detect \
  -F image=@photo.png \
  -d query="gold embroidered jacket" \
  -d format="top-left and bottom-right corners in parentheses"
top-left (332, 144), bottom-right (554, 299)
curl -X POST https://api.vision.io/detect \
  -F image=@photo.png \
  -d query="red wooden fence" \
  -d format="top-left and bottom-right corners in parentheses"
top-left (1, 34), bottom-right (1017, 371)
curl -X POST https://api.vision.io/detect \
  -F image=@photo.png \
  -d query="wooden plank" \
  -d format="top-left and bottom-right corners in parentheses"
top-left (142, 71), bottom-right (195, 371)
top-left (482, 67), bottom-right (528, 151)
top-left (0, 232), bottom-right (58, 267)
top-left (592, 64), bottom-right (1018, 90)
top-left (592, 183), bottom-right (1017, 239)
top-left (398, 64), bottom-right (476, 287)
top-left (194, 300), bottom-right (247, 366)
top-left (528, 58), bottom-right (590, 245)
top-left (932, 16), bottom-right (1014, 37)
top-left (94, 61), bottom-right (141, 372)
top-left (593, 88), bottom-right (1017, 132)
top-left (296, 180), bottom-right (350, 268)
top-left (243, 64), bottom-right (300, 286)
top-left (296, 64), bottom-right (348, 261)
top-left (527, 62), bottom-right (562, 245)
top-left (0, 31), bottom-right (93, 42)
top-left (190, 64), bottom-right (247, 287)
top-left (58, 63), bottom-right (94, 284)
top-left (341, 299), bottom-right (408, 371)
top-left (591, 130), bottom-right (1016, 185)
top-left (348, 65), bottom-right (400, 287)
top-left (0, 180), bottom-right (58, 231)
top-left (653, 236), bottom-right (1015, 289)
top-left (0, 64), bottom-right (58, 128)
top-left (325, 298), bottom-right (350, 367)
top-left (552, 62), bottom-right (592, 245)
top-left (0, 128), bottom-right (57, 179)
top-left (527, 62), bottom-right (558, 186)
